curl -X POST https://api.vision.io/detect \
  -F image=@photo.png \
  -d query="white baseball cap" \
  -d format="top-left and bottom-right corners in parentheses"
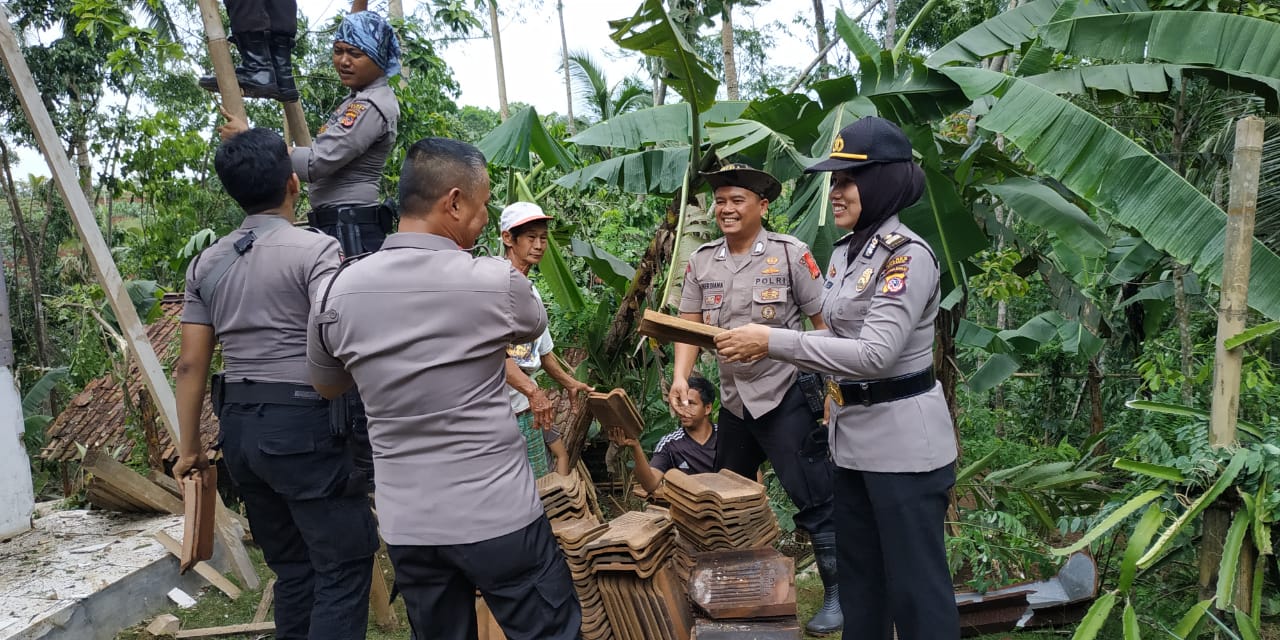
top-left (499, 201), bottom-right (553, 233)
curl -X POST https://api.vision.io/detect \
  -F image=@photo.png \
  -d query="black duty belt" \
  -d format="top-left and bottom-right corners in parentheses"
top-left (224, 381), bottom-right (327, 406)
top-left (308, 204), bottom-right (381, 227)
top-left (826, 367), bottom-right (935, 407)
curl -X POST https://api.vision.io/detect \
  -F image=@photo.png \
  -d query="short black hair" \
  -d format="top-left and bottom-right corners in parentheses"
top-left (399, 137), bottom-right (487, 217)
top-left (687, 376), bottom-right (716, 406)
top-left (214, 128), bottom-right (292, 215)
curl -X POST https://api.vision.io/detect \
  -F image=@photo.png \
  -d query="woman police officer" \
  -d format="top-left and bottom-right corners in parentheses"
top-left (716, 116), bottom-right (960, 639)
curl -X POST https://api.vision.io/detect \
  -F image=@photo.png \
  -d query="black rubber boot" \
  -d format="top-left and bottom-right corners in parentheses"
top-left (198, 31), bottom-right (277, 99)
top-left (806, 531), bottom-right (843, 635)
top-left (269, 33), bottom-right (299, 102)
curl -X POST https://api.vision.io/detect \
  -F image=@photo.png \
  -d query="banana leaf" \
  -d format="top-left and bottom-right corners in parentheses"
top-left (1000, 311), bottom-right (1066, 352)
top-left (967, 354), bottom-right (1021, 393)
top-left (925, 0), bottom-right (1125, 68)
top-left (570, 237), bottom-right (635, 296)
top-left (739, 93), bottom-right (828, 154)
top-left (1058, 320), bottom-right (1104, 357)
top-left (1015, 0), bottom-right (1081, 78)
top-left (1124, 399), bottom-right (1264, 440)
top-left (983, 178), bottom-right (1112, 259)
top-left (705, 119), bottom-right (811, 183)
top-left (21, 366), bottom-right (69, 416)
top-left (608, 0), bottom-right (719, 114)
top-left (943, 67), bottom-right (1280, 321)
top-left (900, 165), bottom-right (988, 292)
top-left (568, 102), bottom-right (749, 150)
top-left (554, 147), bottom-right (691, 195)
top-left (1025, 64), bottom-right (1280, 111)
top-left (475, 106), bottom-right (576, 171)
top-left (1039, 12), bottom-right (1280, 85)
top-left (834, 15), bottom-right (969, 125)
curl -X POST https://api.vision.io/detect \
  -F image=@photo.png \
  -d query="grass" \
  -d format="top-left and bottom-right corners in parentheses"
top-left (116, 548), bottom-right (408, 640)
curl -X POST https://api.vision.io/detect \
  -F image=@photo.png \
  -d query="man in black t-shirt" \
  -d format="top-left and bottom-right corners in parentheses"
top-left (618, 377), bottom-right (718, 494)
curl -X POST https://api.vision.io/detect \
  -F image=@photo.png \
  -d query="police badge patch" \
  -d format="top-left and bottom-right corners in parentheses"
top-left (855, 267), bottom-right (874, 292)
top-left (340, 103), bottom-right (368, 128)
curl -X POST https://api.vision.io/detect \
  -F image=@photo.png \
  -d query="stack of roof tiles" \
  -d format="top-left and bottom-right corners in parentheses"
top-left (551, 518), bottom-right (613, 640)
top-left (662, 469), bottom-right (782, 553)
top-left (587, 510), bottom-right (692, 640)
top-left (537, 471), bottom-right (593, 524)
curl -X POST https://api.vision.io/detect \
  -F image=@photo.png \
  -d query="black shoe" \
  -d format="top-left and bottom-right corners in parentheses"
top-left (197, 31), bottom-right (277, 99)
top-left (806, 531), bottom-right (843, 635)
top-left (269, 33), bottom-right (299, 103)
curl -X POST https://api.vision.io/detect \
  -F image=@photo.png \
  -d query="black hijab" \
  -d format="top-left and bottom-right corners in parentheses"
top-left (841, 160), bottom-right (925, 264)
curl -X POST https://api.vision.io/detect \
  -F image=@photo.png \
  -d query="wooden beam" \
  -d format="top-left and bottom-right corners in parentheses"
top-left (153, 532), bottom-right (242, 600)
top-left (283, 101), bottom-right (313, 147)
top-left (193, 0), bottom-right (246, 120)
top-left (369, 557), bottom-right (398, 630)
top-left (174, 622), bottom-right (275, 638)
top-left (1209, 116), bottom-right (1265, 449)
top-left (84, 450), bottom-right (184, 513)
top-left (252, 578), bottom-right (275, 623)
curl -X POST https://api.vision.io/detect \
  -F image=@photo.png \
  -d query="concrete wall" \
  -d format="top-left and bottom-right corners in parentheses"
top-left (0, 366), bottom-right (34, 538)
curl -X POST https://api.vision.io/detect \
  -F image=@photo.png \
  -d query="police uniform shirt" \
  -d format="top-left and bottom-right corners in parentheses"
top-left (650, 425), bottom-right (718, 474)
top-left (766, 214), bottom-right (958, 473)
top-left (182, 215), bottom-right (339, 385)
top-left (306, 232), bottom-right (549, 546)
top-left (290, 75), bottom-right (400, 209)
top-left (679, 228), bottom-right (826, 418)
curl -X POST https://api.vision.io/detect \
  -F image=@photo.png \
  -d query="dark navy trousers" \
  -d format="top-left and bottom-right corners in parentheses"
top-left (835, 463), bottom-right (959, 640)
top-left (218, 402), bottom-right (378, 640)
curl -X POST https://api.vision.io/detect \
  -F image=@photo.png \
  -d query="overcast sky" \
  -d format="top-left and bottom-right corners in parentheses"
top-left (12, 1), bottom-right (860, 177)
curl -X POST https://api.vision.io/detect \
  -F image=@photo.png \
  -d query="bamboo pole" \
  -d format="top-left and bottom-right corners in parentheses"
top-left (194, 0), bottom-right (246, 122)
top-left (283, 102), bottom-right (312, 147)
top-left (1209, 116), bottom-right (1264, 449)
top-left (1200, 115), bottom-right (1264, 613)
top-left (0, 3), bottom-right (259, 590)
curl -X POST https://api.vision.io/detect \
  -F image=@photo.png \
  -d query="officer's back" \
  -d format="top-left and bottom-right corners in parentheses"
top-left (174, 128), bottom-right (377, 640)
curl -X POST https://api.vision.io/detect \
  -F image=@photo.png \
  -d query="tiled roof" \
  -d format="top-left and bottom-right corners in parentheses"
top-left (41, 294), bottom-right (219, 463)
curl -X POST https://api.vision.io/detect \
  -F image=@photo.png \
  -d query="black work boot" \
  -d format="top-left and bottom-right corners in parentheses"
top-left (198, 31), bottom-right (278, 99)
top-left (806, 531), bottom-right (843, 635)
top-left (269, 33), bottom-right (299, 102)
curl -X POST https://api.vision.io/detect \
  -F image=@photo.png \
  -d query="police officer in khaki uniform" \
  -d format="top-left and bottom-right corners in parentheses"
top-left (716, 117), bottom-right (960, 639)
top-left (173, 128), bottom-right (378, 640)
top-left (306, 137), bottom-right (580, 640)
top-left (672, 163), bottom-right (842, 634)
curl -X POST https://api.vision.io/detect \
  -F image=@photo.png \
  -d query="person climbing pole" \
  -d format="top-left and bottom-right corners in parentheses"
top-left (199, 0), bottom-right (301, 102)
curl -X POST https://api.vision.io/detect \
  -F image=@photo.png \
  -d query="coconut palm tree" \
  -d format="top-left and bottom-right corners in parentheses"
top-left (565, 49), bottom-right (654, 125)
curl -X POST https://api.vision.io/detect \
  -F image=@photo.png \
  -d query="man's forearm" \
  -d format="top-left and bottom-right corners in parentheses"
top-left (630, 443), bottom-right (665, 494)
top-left (672, 312), bottom-right (702, 381)
top-left (174, 368), bottom-right (207, 457)
top-left (505, 359), bottom-right (538, 395)
top-left (542, 353), bottom-right (580, 390)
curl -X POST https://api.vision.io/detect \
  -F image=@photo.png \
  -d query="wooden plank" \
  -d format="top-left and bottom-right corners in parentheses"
top-left (252, 578), bottom-right (275, 623)
top-left (174, 622), bottom-right (275, 638)
top-left (369, 559), bottom-right (398, 630)
top-left (153, 531), bottom-right (242, 600)
top-left (84, 450), bottom-right (184, 513)
top-left (0, 7), bottom-right (258, 590)
top-left (283, 101), bottom-right (313, 147)
top-left (148, 470), bottom-right (183, 500)
top-left (193, 0), bottom-right (246, 121)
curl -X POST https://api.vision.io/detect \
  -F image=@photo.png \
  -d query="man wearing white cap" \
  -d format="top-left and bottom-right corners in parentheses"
top-left (500, 202), bottom-right (594, 476)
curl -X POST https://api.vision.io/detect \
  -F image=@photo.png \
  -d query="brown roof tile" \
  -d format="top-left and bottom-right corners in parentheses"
top-left (41, 293), bottom-right (219, 463)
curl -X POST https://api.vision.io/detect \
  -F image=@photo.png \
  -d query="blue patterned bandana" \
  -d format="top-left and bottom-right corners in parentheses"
top-left (334, 11), bottom-right (402, 78)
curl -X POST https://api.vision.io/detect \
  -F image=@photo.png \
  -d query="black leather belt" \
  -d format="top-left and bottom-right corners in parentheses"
top-left (826, 367), bottom-right (935, 407)
top-left (224, 381), bottom-right (327, 406)
top-left (308, 204), bottom-right (380, 227)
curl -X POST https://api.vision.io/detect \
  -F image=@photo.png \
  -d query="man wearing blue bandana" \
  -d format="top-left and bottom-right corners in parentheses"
top-left (220, 10), bottom-right (402, 496)
top-left (199, 0), bottom-right (301, 102)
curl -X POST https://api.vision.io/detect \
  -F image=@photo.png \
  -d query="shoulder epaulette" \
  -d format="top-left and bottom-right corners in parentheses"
top-left (880, 232), bottom-right (910, 250)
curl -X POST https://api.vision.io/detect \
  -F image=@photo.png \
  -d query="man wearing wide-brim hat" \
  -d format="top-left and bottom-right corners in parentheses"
top-left (669, 162), bottom-right (844, 634)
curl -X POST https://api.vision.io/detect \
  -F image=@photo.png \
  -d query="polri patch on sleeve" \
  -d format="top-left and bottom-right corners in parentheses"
top-left (880, 265), bottom-right (910, 296)
top-left (885, 255), bottom-right (912, 269)
top-left (802, 251), bottom-right (821, 279)
top-left (340, 103), bottom-right (369, 128)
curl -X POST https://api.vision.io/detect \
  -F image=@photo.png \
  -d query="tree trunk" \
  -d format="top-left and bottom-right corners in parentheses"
top-left (812, 0), bottom-right (828, 79)
top-left (0, 139), bottom-right (51, 370)
top-left (557, 0), bottom-right (574, 134)
top-left (602, 197), bottom-right (680, 360)
top-left (721, 4), bottom-right (739, 100)
top-left (487, 0), bottom-right (510, 121)
top-left (1087, 357), bottom-right (1104, 438)
top-left (1174, 265), bottom-right (1194, 404)
top-left (884, 0), bottom-right (897, 49)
